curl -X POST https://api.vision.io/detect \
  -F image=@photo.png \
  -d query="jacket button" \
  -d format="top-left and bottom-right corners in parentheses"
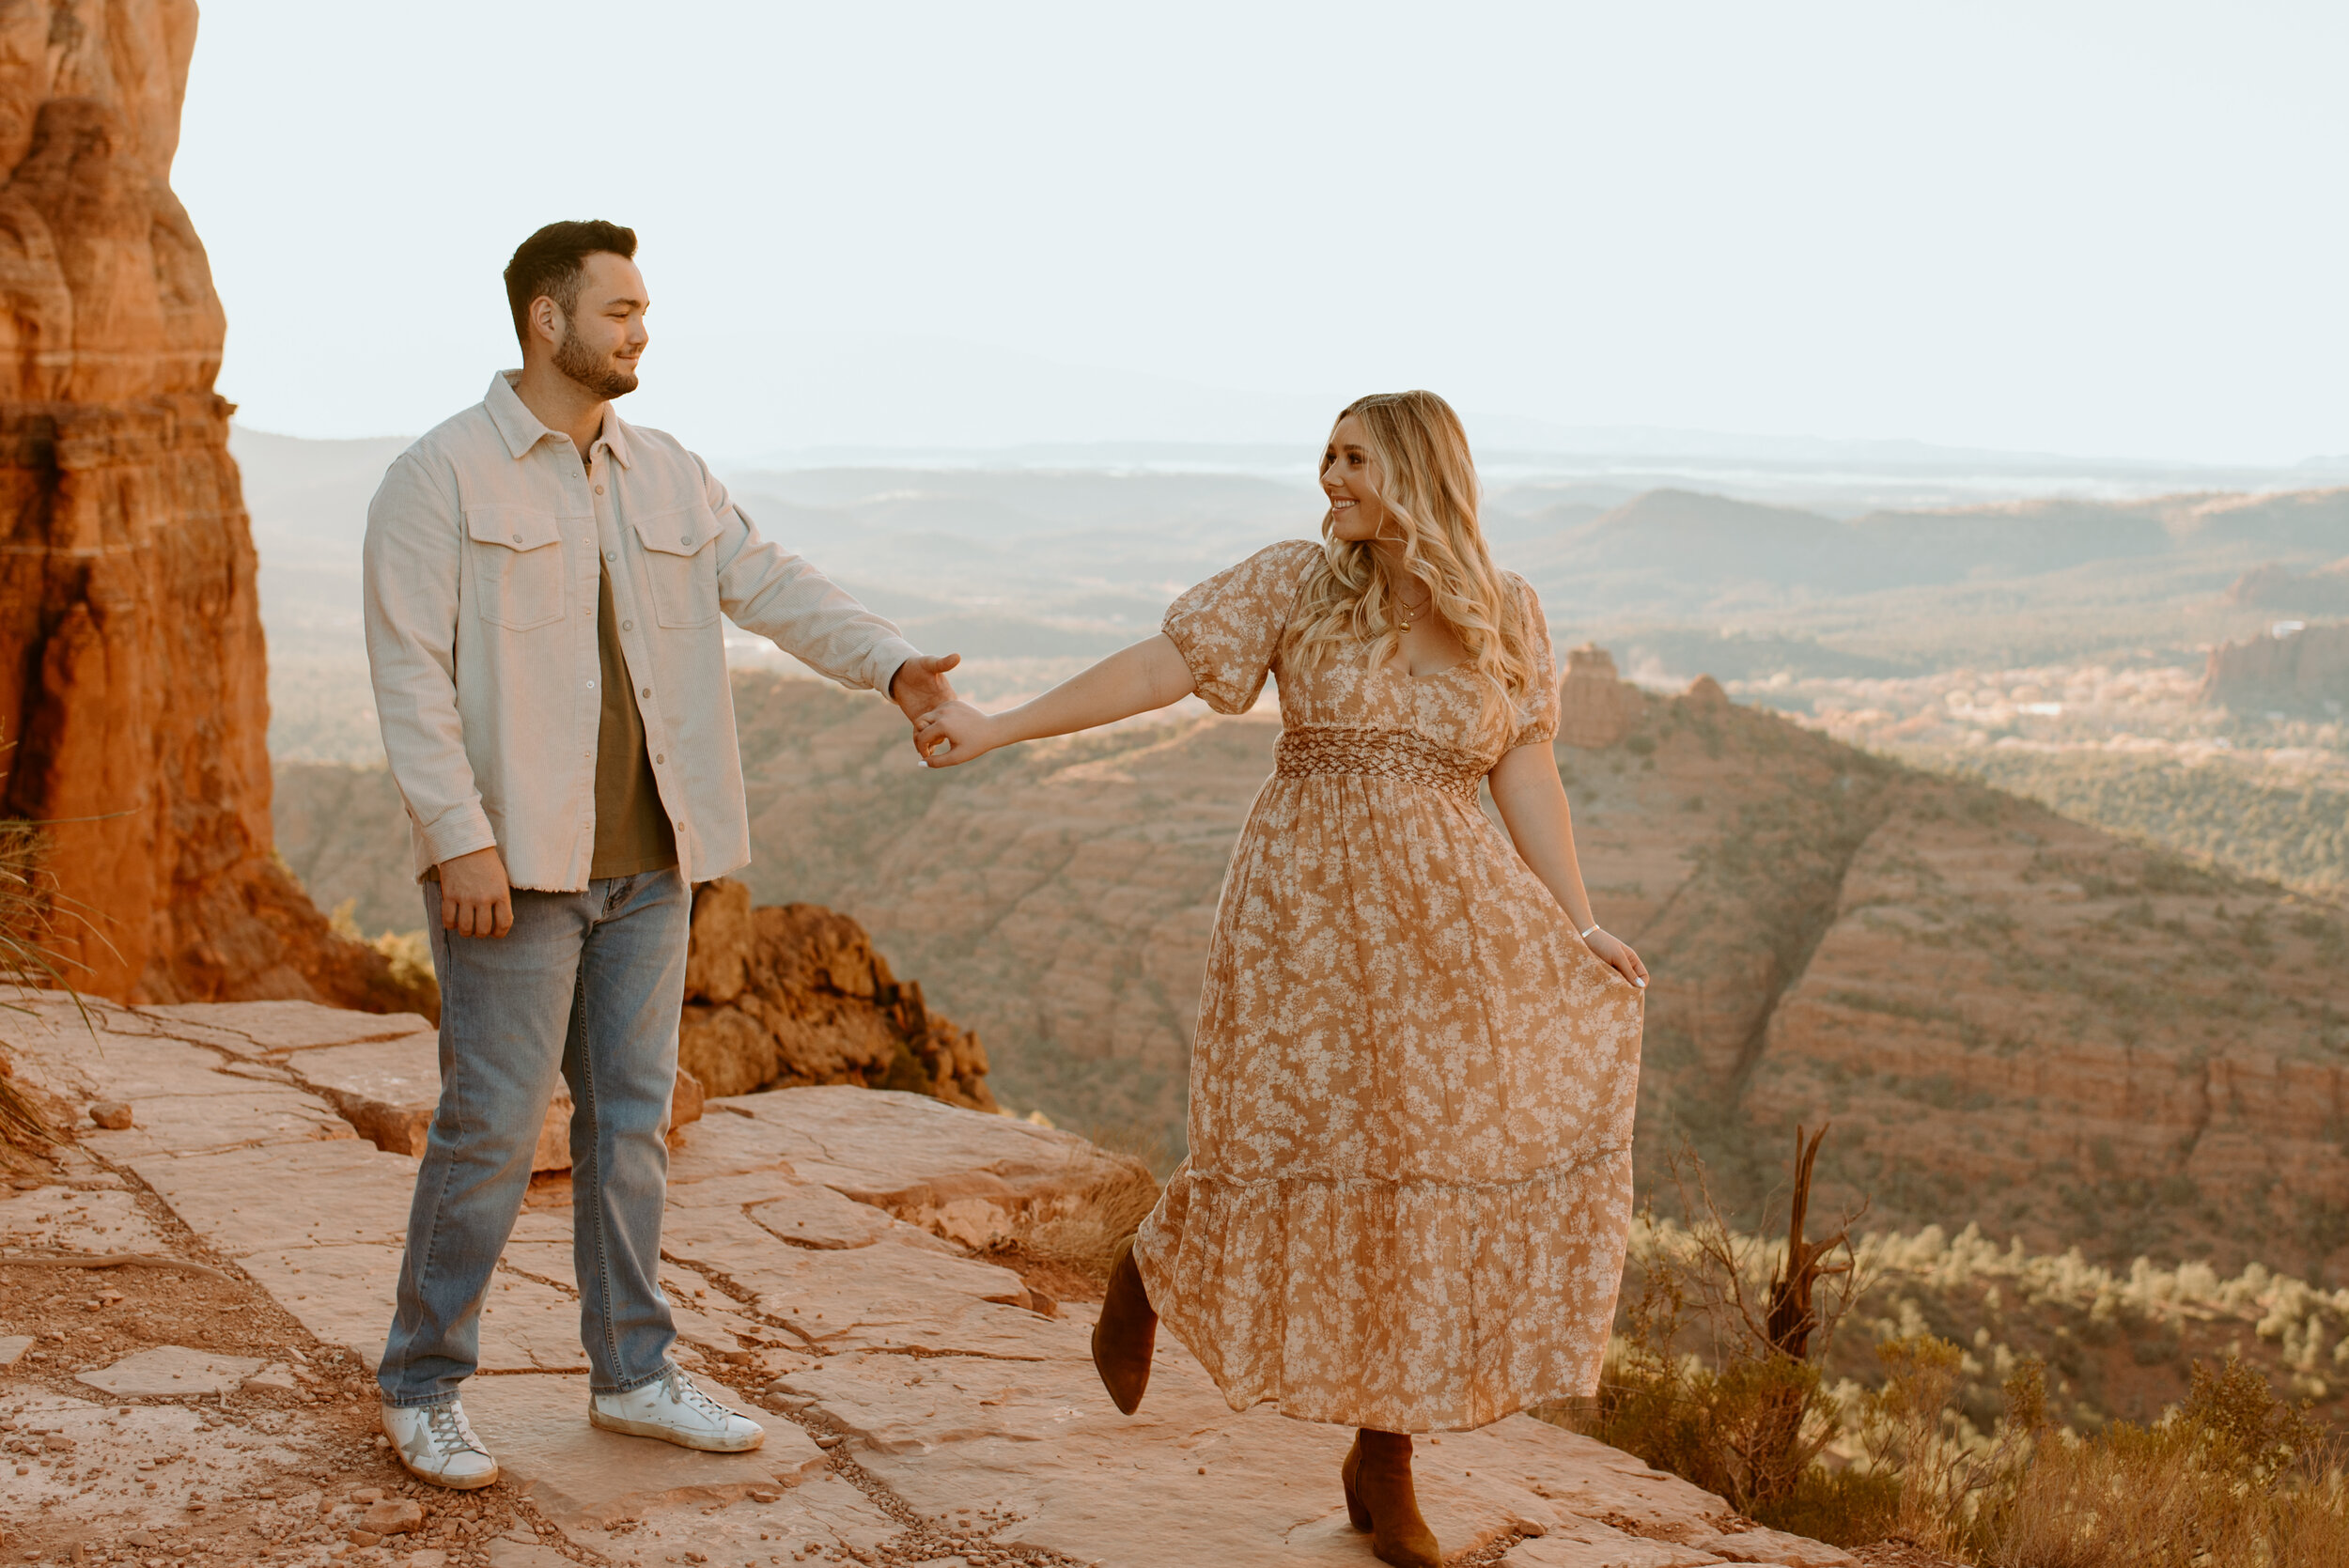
top-left (595, 485), bottom-right (604, 495)
top-left (605, 550), bottom-right (616, 563)
top-left (640, 687), bottom-right (650, 698)
top-left (655, 754), bottom-right (665, 765)
top-left (678, 533), bottom-right (692, 546)
top-left (511, 532), bottom-right (522, 542)
top-left (621, 620), bottom-right (632, 631)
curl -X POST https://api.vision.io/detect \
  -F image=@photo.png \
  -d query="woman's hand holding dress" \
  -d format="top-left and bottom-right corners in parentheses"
top-left (1581, 927), bottom-right (1649, 988)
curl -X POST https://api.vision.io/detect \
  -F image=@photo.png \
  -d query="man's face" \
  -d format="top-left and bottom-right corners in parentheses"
top-left (550, 252), bottom-right (649, 398)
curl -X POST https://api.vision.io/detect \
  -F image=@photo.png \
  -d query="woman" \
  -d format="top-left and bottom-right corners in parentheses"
top-left (910, 391), bottom-right (1646, 1568)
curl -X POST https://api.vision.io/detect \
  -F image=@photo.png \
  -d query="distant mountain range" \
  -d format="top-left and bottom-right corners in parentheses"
top-left (233, 425), bottom-right (2349, 765)
top-left (1515, 485), bottom-right (2349, 615)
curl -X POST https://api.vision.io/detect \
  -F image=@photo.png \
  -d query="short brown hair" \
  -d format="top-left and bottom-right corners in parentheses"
top-left (503, 220), bottom-right (637, 349)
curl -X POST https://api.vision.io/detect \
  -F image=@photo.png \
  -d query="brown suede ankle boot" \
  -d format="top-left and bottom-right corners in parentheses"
top-left (1341, 1433), bottom-right (1374, 1531)
top-left (1344, 1429), bottom-right (1441, 1568)
top-left (1090, 1234), bottom-right (1158, 1415)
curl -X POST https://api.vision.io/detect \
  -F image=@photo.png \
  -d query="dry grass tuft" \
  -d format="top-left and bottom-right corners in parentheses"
top-left (1982, 1358), bottom-right (2348, 1567)
top-left (0, 807), bottom-right (86, 1157)
top-left (1022, 1156), bottom-right (1162, 1281)
top-left (1563, 1133), bottom-right (2349, 1561)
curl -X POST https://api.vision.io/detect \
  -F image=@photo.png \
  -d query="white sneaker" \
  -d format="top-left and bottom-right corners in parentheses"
top-left (588, 1364), bottom-right (766, 1452)
top-left (381, 1399), bottom-right (499, 1489)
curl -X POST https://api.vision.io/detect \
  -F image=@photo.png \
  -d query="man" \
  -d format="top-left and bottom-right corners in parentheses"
top-left (362, 220), bottom-right (958, 1487)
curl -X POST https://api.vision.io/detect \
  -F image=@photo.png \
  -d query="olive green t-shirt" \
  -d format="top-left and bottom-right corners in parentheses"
top-left (590, 563), bottom-right (677, 879)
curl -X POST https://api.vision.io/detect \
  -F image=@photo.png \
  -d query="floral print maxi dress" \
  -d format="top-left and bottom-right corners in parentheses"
top-left (1129, 539), bottom-right (1645, 1434)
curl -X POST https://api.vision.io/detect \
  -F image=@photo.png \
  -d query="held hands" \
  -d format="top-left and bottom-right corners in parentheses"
top-left (890, 653), bottom-right (962, 727)
top-left (439, 846), bottom-right (514, 939)
top-left (910, 699), bottom-right (1007, 768)
top-left (1583, 927), bottom-right (1649, 990)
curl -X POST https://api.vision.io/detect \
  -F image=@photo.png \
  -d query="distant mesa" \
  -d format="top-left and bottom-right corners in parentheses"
top-left (1682, 673), bottom-right (1731, 710)
top-left (1558, 644), bottom-right (1647, 749)
top-left (2198, 620), bottom-right (2349, 719)
top-left (0, 1), bottom-right (419, 1011)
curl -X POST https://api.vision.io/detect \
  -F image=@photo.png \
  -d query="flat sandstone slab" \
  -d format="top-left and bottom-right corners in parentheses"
top-left (771, 1349), bottom-right (1565, 1566)
top-left (0, 1183), bottom-right (168, 1253)
top-left (135, 999), bottom-right (436, 1058)
top-left (238, 1244), bottom-right (589, 1373)
top-left (456, 1372), bottom-right (831, 1530)
top-left (282, 1032), bottom-right (700, 1171)
top-left (28, 1000), bottom-right (1850, 1568)
top-left (76, 1344), bottom-right (263, 1398)
top-left (715, 1086), bottom-right (1143, 1245)
top-left (79, 1085), bottom-right (357, 1160)
top-left (132, 1138), bottom-right (419, 1254)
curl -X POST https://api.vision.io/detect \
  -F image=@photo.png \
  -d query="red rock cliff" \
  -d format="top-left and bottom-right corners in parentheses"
top-left (0, 1), bottom-right (415, 1010)
top-left (2198, 621), bottom-right (2349, 718)
top-left (681, 879), bottom-right (997, 1111)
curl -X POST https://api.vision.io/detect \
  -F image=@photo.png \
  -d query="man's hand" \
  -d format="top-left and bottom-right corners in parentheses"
top-left (890, 653), bottom-right (961, 728)
top-left (439, 846), bottom-right (514, 939)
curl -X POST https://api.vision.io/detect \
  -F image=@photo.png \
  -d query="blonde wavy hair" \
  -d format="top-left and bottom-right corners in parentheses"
top-left (1292, 390), bottom-right (1538, 744)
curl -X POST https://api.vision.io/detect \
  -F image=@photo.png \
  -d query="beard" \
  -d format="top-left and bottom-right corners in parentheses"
top-left (553, 326), bottom-right (639, 399)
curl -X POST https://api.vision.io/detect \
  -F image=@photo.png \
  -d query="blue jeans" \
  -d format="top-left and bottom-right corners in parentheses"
top-left (378, 868), bottom-right (688, 1407)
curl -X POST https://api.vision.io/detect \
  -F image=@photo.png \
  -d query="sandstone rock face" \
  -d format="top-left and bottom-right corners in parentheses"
top-left (1, 994), bottom-right (1852, 1568)
top-left (1559, 643), bottom-right (1646, 749)
top-left (2198, 620), bottom-right (2349, 717)
top-left (710, 1084), bottom-right (1156, 1254)
top-left (0, 0), bottom-right (412, 1010)
top-left (681, 878), bottom-right (995, 1110)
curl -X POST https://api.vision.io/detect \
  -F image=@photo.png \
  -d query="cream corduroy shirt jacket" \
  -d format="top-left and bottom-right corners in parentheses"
top-left (363, 372), bottom-right (919, 893)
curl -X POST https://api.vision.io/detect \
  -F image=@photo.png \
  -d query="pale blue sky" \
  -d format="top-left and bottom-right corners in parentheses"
top-left (177, 2), bottom-right (2347, 464)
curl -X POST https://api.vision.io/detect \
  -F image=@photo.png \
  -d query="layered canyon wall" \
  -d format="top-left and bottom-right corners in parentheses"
top-left (0, 1), bottom-right (414, 1008)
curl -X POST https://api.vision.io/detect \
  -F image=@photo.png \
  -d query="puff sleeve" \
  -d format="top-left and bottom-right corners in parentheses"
top-left (1507, 576), bottom-right (1561, 750)
top-left (1160, 539), bottom-right (1322, 714)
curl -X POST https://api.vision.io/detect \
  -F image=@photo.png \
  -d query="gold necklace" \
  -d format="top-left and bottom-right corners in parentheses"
top-left (1395, 582), bottom-right (1434, 630)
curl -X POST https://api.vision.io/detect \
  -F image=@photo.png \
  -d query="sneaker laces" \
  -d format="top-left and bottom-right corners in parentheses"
top-left (423, 1403), bottom-right (489, 1458)
top-left (661, 1365), bottom-right (735, 1423)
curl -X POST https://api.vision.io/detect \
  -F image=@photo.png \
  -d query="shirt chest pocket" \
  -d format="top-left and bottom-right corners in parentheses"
top-left (630, 505), bottom-right (724, 629)
top-left (462, 505), bottom-right (569, 631)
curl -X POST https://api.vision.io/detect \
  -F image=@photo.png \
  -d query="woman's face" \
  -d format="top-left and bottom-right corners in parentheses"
top-left (1321, 414), bottom-right (1392, 543)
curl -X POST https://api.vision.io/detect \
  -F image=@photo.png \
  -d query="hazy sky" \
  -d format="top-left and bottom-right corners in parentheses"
top-left (178, 2), bottom-right (2348, 465)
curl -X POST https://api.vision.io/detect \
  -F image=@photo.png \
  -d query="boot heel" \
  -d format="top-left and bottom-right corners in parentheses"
top-left (1355, 1429), bottom-right (1443, 1568)
top-left (1089, 1234), bottom-right (1159, 1415)
top-left (1341, 1433), bottom-right (1373, 1532)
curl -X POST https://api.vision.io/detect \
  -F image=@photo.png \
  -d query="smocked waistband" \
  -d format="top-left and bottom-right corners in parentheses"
top-left (1272, 725), bottom-right (1487, 801)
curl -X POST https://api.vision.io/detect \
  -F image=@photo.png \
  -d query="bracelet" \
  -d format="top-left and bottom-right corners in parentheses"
top-left (1579, 923), bottom-right (1600, 939)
